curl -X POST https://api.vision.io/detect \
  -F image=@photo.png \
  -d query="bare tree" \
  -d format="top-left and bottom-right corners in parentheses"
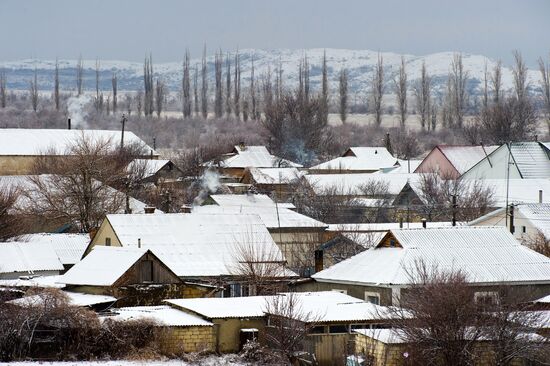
top-left (214, 49), bottom-right (223, 118)
top-left (414, 61), bottom-right (431, 130)
top-left (135, 90), bottom-right (143, 117)
top-left (76, 55), bottom-right (84, 96)
top-left (371, 53), bottom-right (384, 126)
top-left (0, 182), bottom-right (26, 241)
top-left (482, 62), bottom-right (489, 109)
top-left (492, 60), bottom-right (503, 104)
top-left (193, 64), bottom-right (199, 117)
top-left (182, 49), bottom-right (192, 118)
top-left (155, 78), bottom-right (166, 118)
top-left (538, 54), bottom-right (550, 134)
top-left (320, 50), bottom-right (329, 125)
top-left (94, 59), bottom-right (103, 113)
top-left (234, 49), bottom-right (241, 119)
top-left (522, 230), bottom-right (550, 257)
top-left (430, 99), bottom-right (438, 131)
top-left (395, 56), bottom-right (407, 128)
top-left (0, 70), bottom-right (6, 109)
top-left (225, 53), bottom-right (232, 117)
top-left (338, 67), bottom-right (348, 124)
top-left (250, 56), bottom-right (256, 119)
top-left (201, 45), bottom-right (208, 119)
top-left (111, 72), bottom-right (117, 113)
top-left (143, 54), bottom-right (154, 117)
top-left (260, 66), bottom-right (273, 119)
top-left (449, 53), bottom-right (469, 128)
top-left (54, 59), bottom-right (60, 111)
top-left (29, 67), bottom-right (38, 112)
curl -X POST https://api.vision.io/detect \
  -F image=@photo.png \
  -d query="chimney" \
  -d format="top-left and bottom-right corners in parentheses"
top-left (421, 218), bottom-right (427, 229)
top-left (67, 118), bottom-right (71, 130)
top-left (399, 217), bottom-right (403, 229)
top-left (138, 238), bottom-right (141, 248)
top-left (314, 249), bottom-right (324, 273)
top-left (239, 141), bottom-right (246, 151)
top-left (539, 190), bottom-right (543, 204)
top-left (144, 206), bottom-right (156, 214)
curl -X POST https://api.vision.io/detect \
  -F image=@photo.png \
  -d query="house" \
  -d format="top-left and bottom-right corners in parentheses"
top-left (165, 291), bottom-right (393, 360)
top-left (61, 246), bottom-right (216, 306)
top-left (206, 144), bottom-right (302, 180)
top-left (461, 142), bottom-right (550, 180)
top-left (414, 145), bottom-right (498, 179)
top-left (128, 159), bottom-right (182, 185)
top-left (14, 233), bottom-right (90, 270)
top-left (468, 203), bottom-right (550, 243)
top-left (86, 212), bottom-right (292, 294)
top-left (101, 305), bottom-right (214, 354)
top-left (309, 147), bottom-right (399, 174)
top-left (0, 128), bottom-right (157, 175)
top-left (240, 167), bottom-right (304, 199)
top-left (196, 194), bottom-right (329, 275)
top-left (0, 241), bottom-right (64, 279)
top-left (297, 227), bottom-right (550, 306)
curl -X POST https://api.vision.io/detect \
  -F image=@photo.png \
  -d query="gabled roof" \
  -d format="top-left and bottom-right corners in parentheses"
top-left (310, 147), bottom-right (398, 172)
top-left (15, 233), bottom-right (89, 265)
top-left (199, 194), bottom-right (326, 229)
top-left (102, 212), bottom-right (285, 277)
top-left (212, 145), bottom-right (302, 169)
top-left (313, 227), bottom-right (550, 286)
top-left (437, 145), bottom-right (498, 175)
top-left (244, 167), bottom-right (304, 185)
top-left (60, 246), bottom-right (150, 286)
top-left (0, 242), bottom-right (64, 274)
top-left (0, 128), bottom-right (155, 156)
top-left (305, 173), bottom-right (420, 196)
top-left (166, 291), bottom-right (390, 323)
top-left (509, 142), bottom-right (550, 179)
top-left (128, 159), bottom-right (177, 179)
top-left (105, 305), bottom-right (213, 327)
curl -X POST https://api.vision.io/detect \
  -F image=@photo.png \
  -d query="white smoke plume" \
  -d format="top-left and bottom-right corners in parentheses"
top-left (193, 169), bottom-right (221, 206)
top-left (67, 95), bottom-right (92, 129)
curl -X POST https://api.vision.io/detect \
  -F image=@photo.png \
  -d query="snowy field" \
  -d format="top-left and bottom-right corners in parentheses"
top-left (0, 356), bottom-right (255, 366)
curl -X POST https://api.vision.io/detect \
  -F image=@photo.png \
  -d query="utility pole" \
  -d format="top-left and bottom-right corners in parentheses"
top-left (509, 204), bottom-right (515, 234)
top-left (452, 195), bottom-right (457, 226)
top-left (120, 114), bottom-right (127, 149)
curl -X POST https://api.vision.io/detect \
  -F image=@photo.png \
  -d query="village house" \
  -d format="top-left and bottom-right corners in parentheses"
top-left (469, 203), bottom-right (550, 244)
top-left (460, 141), bottom-right (550, 180)
top-left (0, 241), bottom-right (64, 280)
top-left (414, 145), bottom-right (498, 179)
top-left (0, 128), bottom-right (157, 175)
top-left (61, 246), bottom-right (217, 307)
top-left (196, 193), bottom-right (329, 275)
top-left (205, 144), bottom-right (302, 181)
top-left (309, 147), bottom-right (399, 174)
top-left (127, 158), bottom-right (183, 185)
top-left (240, 167), bottom-right (304, 200)
top-left (86, 212), bottom-right (293, 296)
top-left (297, 227), bottom-right (550, 306)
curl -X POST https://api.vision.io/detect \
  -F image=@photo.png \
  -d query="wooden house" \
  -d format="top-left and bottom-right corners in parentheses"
top-left (0, 128), bottom-right (157, 175)
top-left (128, 159), bottom-right (183, 185)
top-left (298, 227), bottom-right (550, 306)
top-left (61, 246), bottom-right (216, 306)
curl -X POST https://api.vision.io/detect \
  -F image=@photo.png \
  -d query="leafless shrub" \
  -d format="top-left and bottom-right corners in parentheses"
top-left (522, 230), bottom-right (550, 257)
top-left (0, 182), bottom-right (27, 240)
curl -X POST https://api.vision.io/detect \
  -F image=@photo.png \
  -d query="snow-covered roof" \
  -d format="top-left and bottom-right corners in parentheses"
top-left (0, 275), bottom-right (65, 288)
top-left (10, 291), bottom-right (117, 307)
top-left (0, 128), bottom-right (155, 156)
top-left (198, 194), bottom-right (326, 229)
top-left (313, 227), bottom-right (550, 286)
top-left (534, 294), bottom-right (550, 304)
top-left (381, 159), bottom-right (422, 174)
top-left (61, 246), bottom-right (148, 286)
top-left (509, 142), bottom-right (550, 179)
top-left (103, 212), bottom-right (285, 277)
top-left (128, 159), bottom-right (174, 179)
top-left (305, 173), bottom-right (419, 196)
top-left (212, 145), bottom-right (302, 169)
top-left (328, 222), bottom-right (458, 232)
top-left (105, 305), bottom-right (213, 327)
top-left (166, 291), bottom-right (391, 323)
top-left (0, 174), bottom-right (160, 215)
top-left (14, 233), bottom-right (89, 265)
top-left (354, 328), bottom-right (408, 344)
top-left (245, 167), bottom-right (304, 184)
top-left (310, 147), bottom-right (398, 172)
top-left (421, 145), bottom-right (499, 175)
top-left (0, 242), bottom-right (64, 275)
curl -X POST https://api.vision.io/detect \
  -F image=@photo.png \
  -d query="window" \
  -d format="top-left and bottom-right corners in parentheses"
top-left (475, 291), bottom-right (499, 307)
top-left (350, 324), bottom-right (369, 330)
top-left (329, 325), bottom-right (349, 334)
top-left (365, 291), bottom-right (380, 305)
top-left (332, 289), bottom-right (347, 295)
top-left (223, 283), bottom-right (242, 298)
top-left (105, 237), bottom-right (111, 246)
top-left (522, 226), bottom-right (526, 234)
top-left (389, 239), bottom-right (396, 247)
top-left (309, 326), bottom-right (326, 334)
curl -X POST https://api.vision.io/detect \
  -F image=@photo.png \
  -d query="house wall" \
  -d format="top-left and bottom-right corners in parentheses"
top-left (271, 230), bottom-right (332, 274)
top-left (87, 219), bottom-right (122, 255)
top-left (354, 334), bottom-right (405, 366)
top-left (0, 156), bottom-right (38, 175)
top-left (305, 333), bottom-right (352, 366)
top-left (293, 281), bottom-right (393, 306)
top-left (160, 326), bottom-right (214, 354)
top-left (212, 317), bottom-right (266, 353)
top-left (461, 146), bottom-right (522, 180)
top-left (414, 148), bottom-right (460, 178)
top-left (219, 167), bottom-right (246, 180)
top-left (114, 252), bottom-right (181, 286)
top-left (471, 210), bottom-right (543, 242)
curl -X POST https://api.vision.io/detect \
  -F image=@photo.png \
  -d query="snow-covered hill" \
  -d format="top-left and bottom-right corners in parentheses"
top-left (0, 49), bottom-right (542, 99)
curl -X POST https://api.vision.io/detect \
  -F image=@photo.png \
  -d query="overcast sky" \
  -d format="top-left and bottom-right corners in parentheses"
top-left (0, 0), bottom-right (548, 67)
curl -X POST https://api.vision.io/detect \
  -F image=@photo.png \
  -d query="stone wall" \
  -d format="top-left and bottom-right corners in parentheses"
top-left (160, 326), bottom-right (214, 354)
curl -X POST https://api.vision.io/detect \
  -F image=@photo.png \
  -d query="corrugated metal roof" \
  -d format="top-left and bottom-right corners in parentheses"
top-left (305, 173), bottom-right (420, 196)
top-left (10, 291), bottom-right (117, 307)
top-left (61, 246), bottom-right (147, 286)
top-left (510, 142), bottom-right (550, 179)
top-left (313, 227), bottom-right (550, 286)
top-left (0, 128), bottom-right (155, 156)
top-left (439, 145), bottom-right (498, 174)
top-left (310, 147), bottom-right (398, 172)
top-left (214, 146), bottom-right (301, 168)
top-left (0, 242), bottom-right (64, 274)
top-left (105, 305), bottom-right (213, 327)
top-left (516, 203), bottom-right (550, 239)
top-left (16, 233), bottom-right (89, 265)
top-left (247, 167), bottom-right (304, 184)
top-left (104, 212), bottom-right (286, 277)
